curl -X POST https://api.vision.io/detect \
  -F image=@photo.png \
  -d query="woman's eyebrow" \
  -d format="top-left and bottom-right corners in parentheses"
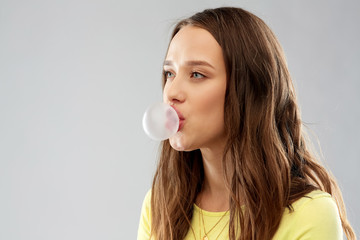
top-left (163, 60), bottom-right (215, 69)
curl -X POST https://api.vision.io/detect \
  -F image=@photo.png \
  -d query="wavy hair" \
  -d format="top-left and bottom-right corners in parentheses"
top-left (150, 7), bottom-right (355, 240)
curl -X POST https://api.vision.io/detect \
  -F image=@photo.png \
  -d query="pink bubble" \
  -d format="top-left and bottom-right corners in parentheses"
top-left (142, 102), bottom-right (179, 141)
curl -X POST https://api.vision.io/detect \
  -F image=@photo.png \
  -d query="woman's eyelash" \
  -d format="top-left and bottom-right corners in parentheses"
top-left (164, 71), bottom-right (175, 78)
top-left (191, 72), bottom-right (206, 78)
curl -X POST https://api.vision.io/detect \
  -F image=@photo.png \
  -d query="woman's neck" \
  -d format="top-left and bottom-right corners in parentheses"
top-left (197, 147), bottom-right (230, 212)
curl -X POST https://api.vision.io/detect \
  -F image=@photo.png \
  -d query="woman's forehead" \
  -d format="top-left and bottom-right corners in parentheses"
top-left (166, 26), bottom-right (224, 68)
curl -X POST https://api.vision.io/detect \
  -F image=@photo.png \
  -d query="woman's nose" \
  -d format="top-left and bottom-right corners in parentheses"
top-left (164, 76), bottom-right (185, 105)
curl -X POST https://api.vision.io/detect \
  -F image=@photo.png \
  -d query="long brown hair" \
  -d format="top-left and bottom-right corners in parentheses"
top-left (150, 7), bottom-right (356, 240)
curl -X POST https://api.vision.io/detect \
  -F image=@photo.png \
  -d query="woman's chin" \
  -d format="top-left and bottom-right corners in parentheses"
top-left (169, 132), bottom-right (186, 151)
top-left (169, 133), bottom-right (199, 152)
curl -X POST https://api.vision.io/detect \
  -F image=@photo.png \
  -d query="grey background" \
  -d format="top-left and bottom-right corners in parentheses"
top-left (0, 0), bottom-right (359, 239)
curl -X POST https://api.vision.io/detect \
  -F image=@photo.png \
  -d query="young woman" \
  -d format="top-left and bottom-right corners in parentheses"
top-left (137, 7), bottom-right (356, 240)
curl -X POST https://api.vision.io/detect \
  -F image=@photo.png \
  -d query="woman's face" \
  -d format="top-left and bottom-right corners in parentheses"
top-left (163, 26), bottom-right (227, 151)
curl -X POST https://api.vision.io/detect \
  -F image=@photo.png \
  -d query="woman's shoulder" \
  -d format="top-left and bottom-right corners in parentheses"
top-left (143, 189), bottom-right (152, 205)
top-left (140, 189), bottom-right (152, 217)
top-left (137, 189), bottom-right (152, 240)
top-left (290, 189), bottom-right (334, 211)
top-left (273, 190), bottom-right (343, 240)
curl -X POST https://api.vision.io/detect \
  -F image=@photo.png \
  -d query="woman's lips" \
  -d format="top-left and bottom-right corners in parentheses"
top-left (178, 119), bottom-right (185, 132)
top-left (171, 106), bottom-right (185, 132)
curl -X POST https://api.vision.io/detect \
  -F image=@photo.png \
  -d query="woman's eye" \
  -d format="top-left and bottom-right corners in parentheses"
top-left (164, 71), bottom-right (175, 79)
top-left (191, 72), bottom-right (205, 79)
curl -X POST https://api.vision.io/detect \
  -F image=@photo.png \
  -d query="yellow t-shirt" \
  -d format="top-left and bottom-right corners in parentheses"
top-left (137, 190), bottom-right (343, 239)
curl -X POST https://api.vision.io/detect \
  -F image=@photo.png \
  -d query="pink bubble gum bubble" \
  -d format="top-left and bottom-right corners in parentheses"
top-left (142, 102), bottom-right (179, 141)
